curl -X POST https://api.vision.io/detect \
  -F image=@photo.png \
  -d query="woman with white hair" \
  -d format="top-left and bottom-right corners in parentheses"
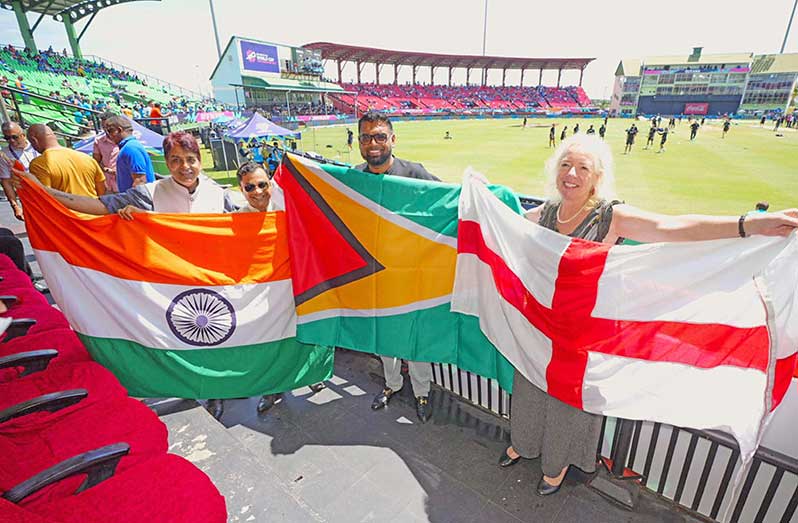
top-left (498, 134), bottom-right (798, 496)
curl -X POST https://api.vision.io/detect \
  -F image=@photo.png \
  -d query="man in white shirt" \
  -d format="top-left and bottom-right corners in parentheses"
top-left (0, 122), bottom-right (39, 220)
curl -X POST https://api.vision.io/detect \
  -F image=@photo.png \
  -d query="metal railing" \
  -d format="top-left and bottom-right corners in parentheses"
top-left (82, 55), bottom-right (203, 100)
top-left (1, 86), bottom-right (102, 141)
top-left (431, 363), bottom-right (798, 523)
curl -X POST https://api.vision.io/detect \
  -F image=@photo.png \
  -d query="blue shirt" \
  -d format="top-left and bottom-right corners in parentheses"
top-left (116, 136), bottom-right (155, 192)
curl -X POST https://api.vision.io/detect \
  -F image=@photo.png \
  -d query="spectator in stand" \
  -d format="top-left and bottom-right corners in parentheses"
top-left (0, 121), bottom-right (39, 220)
top-left (149, 102), bottom-right (164, 134)
top-left (93, 112), bottom-right (120, 193)
top-left (26, 124), bottom-right (105, 197)
top-left (355, 112), bottom-right (438, 423)
top-left (105, 115), bottom-right (155, 192)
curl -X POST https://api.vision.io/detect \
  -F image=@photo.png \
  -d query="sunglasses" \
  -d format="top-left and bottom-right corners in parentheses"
top-left (358, 133), bottom-right (391, 145)
top-left (3, 134), bottom-right (22, 141)
top-left (244, 181), bottom-right (269, 193)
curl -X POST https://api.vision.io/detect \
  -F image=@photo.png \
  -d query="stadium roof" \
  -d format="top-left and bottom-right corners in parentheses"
top-left (0, 0), bottom-right (158, 22)
top-left (643, 52), bottom-right (753, 67)
top-left (302, 42), bottom-right (593, 71)
top-left (750, 53), bottom-right (798, 74)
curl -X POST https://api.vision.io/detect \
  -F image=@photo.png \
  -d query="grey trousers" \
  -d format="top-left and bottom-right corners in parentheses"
top-left (380, 356), bottom-right (432, 397)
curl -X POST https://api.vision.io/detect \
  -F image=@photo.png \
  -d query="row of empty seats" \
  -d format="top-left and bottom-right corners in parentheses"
top-left (0, 254), bottom-right (226, 523)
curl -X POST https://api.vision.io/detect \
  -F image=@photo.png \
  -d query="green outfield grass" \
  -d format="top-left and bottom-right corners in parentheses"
top-left (295, 118), bottom-right (798, 215)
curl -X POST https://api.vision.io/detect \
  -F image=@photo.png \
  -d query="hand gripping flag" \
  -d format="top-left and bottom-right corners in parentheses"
top-left (452, 173), bottom-right (798, 461)
top-left (20, 179), bottom-right (333, 399)
top-left (275, 154), bottom-right (521, 391)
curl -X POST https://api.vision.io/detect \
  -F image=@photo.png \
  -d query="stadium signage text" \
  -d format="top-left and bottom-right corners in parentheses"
top-left (240, 40), bottom-right (280, 74)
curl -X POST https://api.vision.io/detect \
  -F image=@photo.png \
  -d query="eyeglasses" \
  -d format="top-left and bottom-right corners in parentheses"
top-left (358, 133), bottom-right (391, 145)
top-left (3, 134), bottom-right (22, 141)
top-left (244, 181), bottom-right (269, 193)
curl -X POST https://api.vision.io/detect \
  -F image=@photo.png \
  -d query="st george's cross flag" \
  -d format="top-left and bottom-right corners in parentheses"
top-left (452, 172), bottom-right (798, 461)
top-left (19, 178), bottom-right (333, 399)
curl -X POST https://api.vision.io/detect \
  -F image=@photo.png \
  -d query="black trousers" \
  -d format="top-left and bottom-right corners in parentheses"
top-left (0, 228), bottom-right (31, 276)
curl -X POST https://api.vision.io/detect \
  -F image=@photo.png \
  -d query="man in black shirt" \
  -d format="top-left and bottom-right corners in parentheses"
top-left (549, 124), bottom-right (556, 147)
top-left (722, 119), bottom-right (731, 138)
top-left (586, 124), bottom-right (595, 135)
top-left (645, 124), bottom-right (657, 149)
top-left (690, 121), bottom-right (700, 141)
top-left (560, 125), bottom-right (568, 142)
top-left (598, 123), bottom-right (606, 139)
top-left (624, 124), bottom-right (638, 154)
top-left (354, 112), bottom-right (437, 422)
top-left (346, 128), bottom-right (354, 150)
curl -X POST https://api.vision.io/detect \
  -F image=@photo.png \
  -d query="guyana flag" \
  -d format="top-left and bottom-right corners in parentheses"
top-left (20, 178), bottom-right (333, 399)
top-left (276, 154), bottom-right (521, 391)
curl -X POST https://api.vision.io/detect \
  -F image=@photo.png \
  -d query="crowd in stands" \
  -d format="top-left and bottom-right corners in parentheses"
top-left (0, 45), bottom-right (234, 136)
top-left (334, 82), bottom-right (593, 113)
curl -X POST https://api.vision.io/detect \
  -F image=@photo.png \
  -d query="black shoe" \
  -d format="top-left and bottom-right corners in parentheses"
top-left (308, 382), bottom-right (326, 393)
top-left (257, 394), bottom-right (280, 413)
top-left (536, 477), bottom-right (562, 496)
top-left (416, 396), bottom-right (431, 423)
top-left (371, 388), bottom-right (394, 410)
top-left (205, 399), bottom-right (224, 420)
top-left (498, 448), bottom-right (521, 468)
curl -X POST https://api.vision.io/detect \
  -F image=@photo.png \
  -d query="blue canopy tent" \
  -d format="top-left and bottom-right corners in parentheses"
top-left (224, 113), bottom-right (300, 141)
top-left (72, 117), bottom-right (165, 154)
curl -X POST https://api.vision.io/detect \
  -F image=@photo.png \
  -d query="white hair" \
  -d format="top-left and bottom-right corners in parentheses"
top-left (543, 133), bottom-right (617, 203)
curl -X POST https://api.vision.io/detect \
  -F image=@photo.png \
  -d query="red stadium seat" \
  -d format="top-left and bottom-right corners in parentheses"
top-left (0, 328), bottom-right (89, 367)
top-left (1, 304), bottom-right (70, 332)
top-left (0, 361), bottom-right (127, 410)
top-left (2, 454), bottom-right (226, 523)
top-left (0, 396), bottom-right (167, 507)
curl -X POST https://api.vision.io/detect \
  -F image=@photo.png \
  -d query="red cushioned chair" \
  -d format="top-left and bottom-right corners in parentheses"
top-left (1, 448), bottom-right (226, 523)
top-left (1, 304), bottom-right (70, 332)
top-left (0, 329), bottom-right (90, 383)
top-left (0, 396), bottom-right (168, 507)
top-left (0, 358), bottom-right (127, 411)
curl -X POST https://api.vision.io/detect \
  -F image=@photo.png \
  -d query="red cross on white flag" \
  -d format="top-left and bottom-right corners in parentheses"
top-left (452, 172), bottom-right (798, 462)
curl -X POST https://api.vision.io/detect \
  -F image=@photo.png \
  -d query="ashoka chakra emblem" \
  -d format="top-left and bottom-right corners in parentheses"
top-left (166, 289), bottom-right (236, 347)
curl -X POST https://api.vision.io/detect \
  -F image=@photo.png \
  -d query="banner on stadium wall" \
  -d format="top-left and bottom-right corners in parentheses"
top-left (196, 111), bottom-right (235, 123)
top-left (240, 40), bottom-right (280, 74)
top-left (684, 103), bottom-right (709, 115)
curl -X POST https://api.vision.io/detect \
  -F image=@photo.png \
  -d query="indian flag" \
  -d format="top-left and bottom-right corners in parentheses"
top-left (19, 179), bottom-right (333, 399)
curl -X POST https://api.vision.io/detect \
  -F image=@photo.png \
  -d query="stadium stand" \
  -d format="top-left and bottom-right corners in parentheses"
top-left (0, 45), bottom-right (228, 137)
top-left (333, 82), bottom-right (592, 113)
top-left (0, 254), bottom-right (227, 522)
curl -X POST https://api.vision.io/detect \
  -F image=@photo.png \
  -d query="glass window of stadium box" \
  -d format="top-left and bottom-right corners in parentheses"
top-left (658, 74), bottom-right (675, 85)
top-left (709, 73), bottom-right (728, 84)
top-left (675, 73), bottom-right (693, 82)
top-left (623, 77), bottom-right (641, 92)
top-left (642, 75), bottom-right (659, 85)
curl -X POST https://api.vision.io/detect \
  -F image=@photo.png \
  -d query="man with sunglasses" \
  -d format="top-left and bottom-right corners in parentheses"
top-left (0, 121), bottom-right (39, 221)
top-left (235, 161), bottom-right (326, 415)
top-left (355, 112), bottom-right (438, 423)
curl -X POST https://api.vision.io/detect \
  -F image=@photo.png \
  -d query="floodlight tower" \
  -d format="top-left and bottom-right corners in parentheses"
top-left (783, 0), bottom-right (798, 53)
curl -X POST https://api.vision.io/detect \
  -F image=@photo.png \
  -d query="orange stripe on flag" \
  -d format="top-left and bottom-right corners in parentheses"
top-left (20, 178), bottom-right (290, 286)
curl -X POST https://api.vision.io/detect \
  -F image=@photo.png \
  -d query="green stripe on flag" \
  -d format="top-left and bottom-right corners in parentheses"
top-left (321, 164), bottom-right (522, 236)
top-left (298, 304), bottom-right (515, 392)
top-left (80, 334), bottom-right (334, 399)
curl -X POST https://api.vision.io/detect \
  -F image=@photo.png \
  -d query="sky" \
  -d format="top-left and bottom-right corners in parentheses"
top-left (0, 0), bottom-right (796, 99)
